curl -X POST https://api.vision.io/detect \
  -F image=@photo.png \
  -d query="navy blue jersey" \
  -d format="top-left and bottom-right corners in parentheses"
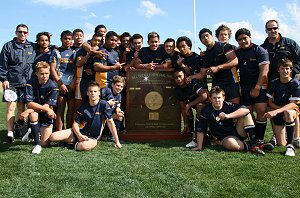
top-left (75, 48), bottom-right (96, 81)
top-left (183, 52), bottom-right (202, 74)
top-left (50, 47), bottom-right (76, 85)
top-left (101, 87), bottom-right (122, 111)
top-left (266, 78), bottom-right (300, 106)
top-left (33, 50), bottom-right (54, 71)
top-left (174, 79), bottom-right (206, 102)
top-left (94, 45), bottom-right (119, 88)
top-left (138, 46), bottom-right (170, 64)
top-left (75, 100), bottom-right (112, 139)
top-left (0, 38), bottom-right (36, 86)
top-left (236, 44), bottom-right (269, 89)
top-left (197, 101), bottom-right (247, 140)
top-left (261, 34), bottom-right (300, 81)
top-left (24, 77), bottom-right (58, 106)
top-left (170, 51), bottom-right (182, 69)
top-left (202, 41), bottom-right (239, 84)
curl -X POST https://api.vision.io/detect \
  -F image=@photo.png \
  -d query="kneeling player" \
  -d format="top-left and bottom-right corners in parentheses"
top-left (20, 61), bottom-right (58, 154)
top-left (192, 86), bottom-right (273, 155)
top-left (50, 81), bottom-right (122, 151)
top-left (264, 59), bottom-right (300, 156)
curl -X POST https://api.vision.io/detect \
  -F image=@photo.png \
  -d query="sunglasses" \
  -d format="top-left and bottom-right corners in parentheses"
top-left (17, 31), bottom-right (28, 34)
top-left (266, 27), bottom-right (278, 31)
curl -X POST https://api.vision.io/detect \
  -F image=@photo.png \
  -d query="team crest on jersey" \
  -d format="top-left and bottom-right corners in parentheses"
top-left (243, 62), bottom-right (247, 65)
top-left (250, 58), bottom-right (256, 62)
top-left (27, 52), bottom-right (33, 55)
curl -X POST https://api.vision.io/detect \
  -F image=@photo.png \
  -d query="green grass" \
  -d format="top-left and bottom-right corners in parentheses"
top-left (0, 93), bottom-right (300, 198)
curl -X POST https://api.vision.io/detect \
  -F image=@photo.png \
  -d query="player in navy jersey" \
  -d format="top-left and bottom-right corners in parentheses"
top-left (192, 86), bottom-right (271, 155)
top-left (50, 30), bottom-right (76, 131)
top-left (101, 75), bottom-right (125, 141)
top-left (164, 38), bottom-right (182, 69)
top-left (20, 61), bottom-right (58, 154)
top-left (264, 59), bottom-right (300, 156)
top-left (74, 33), bottom-right (103, 115)
top-left (215, 24), bottom-right (238, 51)
top-left (93, 31), bottom-right (123, 89)
top-left (134, 32), bottom-right (171, 70)
top-left (176, 36), bottom-right (204, 84)
top-left (33, 32), bottom-right (54, 70)
top-left (174, 69), bottom-right (208, 148)
top-left (189, 28), bottom-right (240, 104)
top-left (50, 81), bottom-right (122, 151)
top-left (126, 33), bottom-right (143, 69)
top-left (235, 28), bottom-right (269, 144)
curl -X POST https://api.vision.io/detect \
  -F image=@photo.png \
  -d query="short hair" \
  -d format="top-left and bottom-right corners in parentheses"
top-left (131, 33), bottom-right (143, 42)
top-left (112, 75), bottom-right (125, 85)
top-left (164, 38), bottom-right (175, 45)
top-left (176, 36), bottom-right (192, 49)
top-left (60, 30), bottom-right (72, 39)
top-left (88, 81), bottom-right (100, 89)
top-left (173, 68), bottom-right (186, 77)
top-left (148, 32), bottom-right (160, 41)
top-left (277, 58), bottom-right (293, 70)
top-left (16, 24), bottom-right (28, 32)
top-left (92, 32), bottom-right (103, 38)
top-left (35, 61), bottom-right (50, 72)
top-left (199, 28), bottom-right (212, 39)
top-left (235, 28), bottom-right (251, 41)
top-left (105, 31), bottom-right (118, 40)
top-left (120, 32), bottom-right (131, 39)
top-left (36, 32), bottom-right (51, 43)
top-left (215, 24), bottom-right (232, 39)
top-left (265, 19), bottom-right (279, 29)
top-left (210, 86), bottom-right (225, 96)
top-left (94, 24), bottom-right (107, 33)
top-left (73, 29), bottom-right (84, 36)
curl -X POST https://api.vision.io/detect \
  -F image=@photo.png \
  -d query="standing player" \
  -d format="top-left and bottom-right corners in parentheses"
top-left (264, 59), bottom-right (300, 156)
top-left (192, 86), bottom-right (271, 155)
top-left (188, 28), bottom-right (240, 104)
top-left (20, 61), bottom-right (58, 154)
top-left (126, 33), bottom-right (143, 69)
top-left (50, 81), bottom-right (122, 151)
top-left (50, 30), bottom-right (76, 130)
top-left (0, 24), bottom-right (36, 143)
top-left (235, 28), bottom-right (269, 144)
top-left (34, 32), bottom-right (53, 69)
top-left (164, 38), bottom-right (182, 69)
top-left (93, 31), bottom-right (123, 89)
top-left (174, 69), bottom-right (208, 148)
top-left (134, 32), bottom-right (171, 70)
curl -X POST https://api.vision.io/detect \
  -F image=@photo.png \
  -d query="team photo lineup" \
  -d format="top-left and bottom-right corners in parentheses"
top-left (1, 19), bottom-right (300, 156)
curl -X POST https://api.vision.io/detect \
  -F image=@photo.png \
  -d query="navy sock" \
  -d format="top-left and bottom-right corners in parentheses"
top-left (255, 120), bottom-right (267, 141)
top-left (286, 121), bottom-right (295, 145)
top-left (188, 116), bottom-right (194, 132)
top-left (30, 122), bottom-right (40, 145)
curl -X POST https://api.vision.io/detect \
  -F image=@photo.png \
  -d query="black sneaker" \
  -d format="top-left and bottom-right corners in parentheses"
top-left (3, 136), bottom-right (14, 144)
top-left (250, 145), bottom-right (265, 156)
top-left (259, 142), bottom-right (274, 152)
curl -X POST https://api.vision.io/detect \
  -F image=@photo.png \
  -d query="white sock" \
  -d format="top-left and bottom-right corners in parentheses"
top-left (7, 131), bottom-right (14, 137)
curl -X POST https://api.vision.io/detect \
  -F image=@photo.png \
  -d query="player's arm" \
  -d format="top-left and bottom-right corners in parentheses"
top-left (76, 53), bottom-right (90, 68)
top-left (186, 89), bottom-right (208, 111)
top-left (185, 68), bottom-right (207, 83)
top-left (0, 46), bottom-right (9, 89)
top-left (27, 102), bottom-right (56, 119)
top-left (250, 62), bottom-right (269, 98)
top-left (156, 59), bottom-right (172, 69)
top-left (264, 100), bottom-right (298, 119)
top-left (106, 118), bottom-right (122, 148)
top-left (210, 50), bottom-right (238, 73)
top-left (219, 107), bottom-right (250, 120)
top-left (71, 121), bottom-right (88, 142)
top-left (94, 61), bottom-right (123, 72)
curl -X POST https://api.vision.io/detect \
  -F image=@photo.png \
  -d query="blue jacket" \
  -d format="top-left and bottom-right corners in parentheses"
top-left (0, 37), bottom-right (36, 86)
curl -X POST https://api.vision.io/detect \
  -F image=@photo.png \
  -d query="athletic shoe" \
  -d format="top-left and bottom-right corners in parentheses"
top-left (250, 145), bottom-right (265, 156)
top-left (257, 141), bottom-right (274, 152)
top-left (293, 138), bottom-right (300, 148)
top-left (32, 145), bottom-right (42, 154)
top-left (285, 144), bottom-right (295, 157)
top-left (269, 135), bottom-right (277, 146)
top-left (21, 128), bottom-right (32, 142)
top-left (186, 140), bottom-right (197, 148)
top-left (3, 135), bottom-right (14, 144)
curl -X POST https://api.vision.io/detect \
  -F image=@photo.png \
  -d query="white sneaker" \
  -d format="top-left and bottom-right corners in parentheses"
top-left (32, 145), bottom-right (42, 154)
top-left (285, 144), bottom-right (295, 157)
top-left (269, 135), bottom-right (277, 146)
top-left (293, 138), bottom-right (300, 148)
top-left (186, 140), bottom-right (197, 148)
top-left (21, 128), bottom-right (31, 142)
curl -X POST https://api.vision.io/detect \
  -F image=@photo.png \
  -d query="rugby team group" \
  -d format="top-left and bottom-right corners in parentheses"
top-left (0, 19), bottom-right (300, 156)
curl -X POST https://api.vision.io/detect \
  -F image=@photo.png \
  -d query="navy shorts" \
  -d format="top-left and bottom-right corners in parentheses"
top-left (2, 85), bottom-right (26, 102)
top-left (212, 82), bottom-right (240, 101)
top-left (39, 112), bottom-right (54, 127)
top-left (214, 128), bottom-right (246, 141)
top-left (240, 88), bottom-right (267, 106)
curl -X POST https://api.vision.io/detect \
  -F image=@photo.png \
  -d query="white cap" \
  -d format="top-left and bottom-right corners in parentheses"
top-left (4, 89), bottom-right (17, 102)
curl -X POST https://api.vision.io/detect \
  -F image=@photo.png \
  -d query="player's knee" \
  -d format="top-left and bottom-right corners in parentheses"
top-left (283, 110), bottom-right (296, 122)
top-left (222, 137), bottom-right (244, 151)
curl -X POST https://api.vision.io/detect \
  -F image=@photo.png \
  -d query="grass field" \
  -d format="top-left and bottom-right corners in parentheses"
top-left (0, 92), bottom-right (300, 198)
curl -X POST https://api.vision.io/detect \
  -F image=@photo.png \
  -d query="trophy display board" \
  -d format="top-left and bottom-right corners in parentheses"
top-left (121, 69), bottom-right (190, 140)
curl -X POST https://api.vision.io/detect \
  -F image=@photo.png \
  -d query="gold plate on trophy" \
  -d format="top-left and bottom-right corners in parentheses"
top-left (144, 91), bottom-right (163, 110)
